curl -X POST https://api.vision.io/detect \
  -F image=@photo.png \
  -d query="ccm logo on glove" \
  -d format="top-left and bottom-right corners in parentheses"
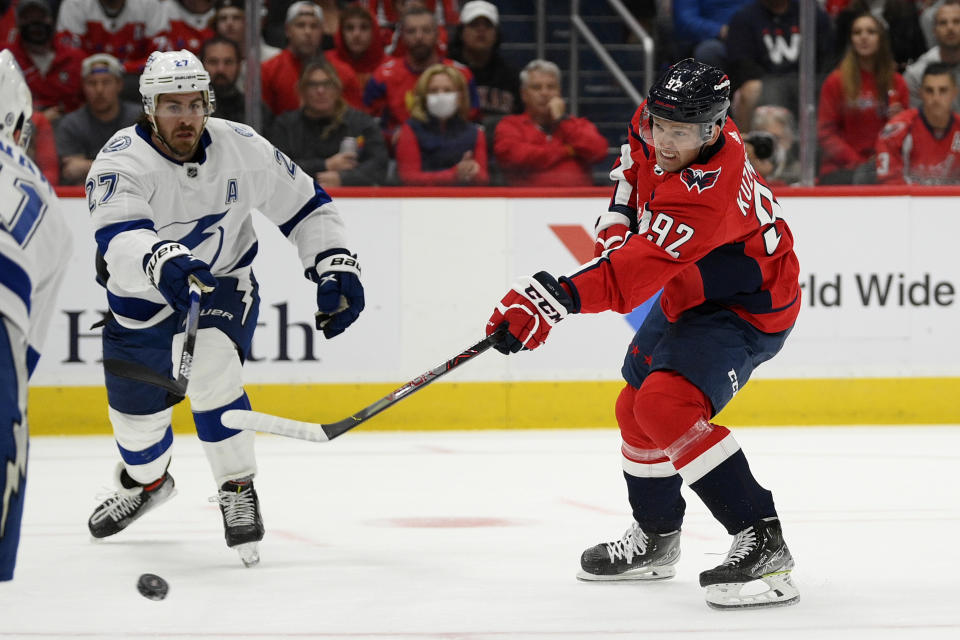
top-left (486, 271), bottom-right (577, 354)
top-left (522, 284), bottom-right (564, 323)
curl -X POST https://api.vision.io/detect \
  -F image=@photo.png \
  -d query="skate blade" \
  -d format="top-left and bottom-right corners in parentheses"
top-left (234, 542), bottom-right (260, 568)
top-left (704, 571), bottom-right (799, 609)
top-left (576, 565), bottom-right (676, 582)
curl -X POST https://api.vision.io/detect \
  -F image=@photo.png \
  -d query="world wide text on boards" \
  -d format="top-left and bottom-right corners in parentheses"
top-left (802, 273), bottom-right (955, 308)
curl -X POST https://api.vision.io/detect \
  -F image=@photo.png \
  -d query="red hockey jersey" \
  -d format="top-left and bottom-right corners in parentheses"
top-left (569, 104), bottom-right (801, 334)
top-left (156, 1), bottom-right (215, 56)
top-left (55, 0), bottom-right (166, 73)
top-left (875, 108), bottom-right (960, 185)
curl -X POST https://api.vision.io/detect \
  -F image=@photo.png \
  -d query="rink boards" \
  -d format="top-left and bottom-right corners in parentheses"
top-left (28, 191), bottom-right (960, 433)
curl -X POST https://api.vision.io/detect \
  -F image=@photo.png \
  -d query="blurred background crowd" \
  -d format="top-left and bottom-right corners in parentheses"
top-left (3, 0), bottom-right (958, 188)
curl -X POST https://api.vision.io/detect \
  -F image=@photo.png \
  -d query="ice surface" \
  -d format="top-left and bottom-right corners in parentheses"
top-left (2, 426), bottom-right (959, 638)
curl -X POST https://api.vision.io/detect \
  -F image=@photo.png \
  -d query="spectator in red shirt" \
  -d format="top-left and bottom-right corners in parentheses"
top-left (493, 59), bottom-right (609, 187)
top-left (371, 0), bottom-right (454, 57)
top-left (55, 0), bottom-right (167, 75)
top-left (396, 63), bottom-right (488, 186)
top-left (27, 110), bottom-right (58, 185)
top-left (817, 12), bottom-right (909, 184)
top-left (328, 4), bottom-right (384, 91)
top-left (364, 5), bottom-right (477, 144)
top-left (1, 1), bottom-right (17, 47)
top-left (261, 1), bottom-right (363, 115)
top-left (158, 0), bottom-right (215, 56)
top-left (5, 0), bottom-right (85, 124)
top-left (368, 0), bottom-right (459, 31)
top-left (876, 61), bottom-right (960, 184)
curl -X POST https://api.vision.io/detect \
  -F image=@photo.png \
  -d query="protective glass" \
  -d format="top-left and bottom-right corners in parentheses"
top-left (153, 101), bottom-right (212, 118)
top-left (638, 104), bottom-right (716, 152)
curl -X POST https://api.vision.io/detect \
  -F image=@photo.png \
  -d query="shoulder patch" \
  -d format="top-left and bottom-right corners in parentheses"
top-left (102, 135), bottom-right (132, 153)
top-left (228, 123), bottom-right (255, 137)
top-left (680, 166), bottom-right (722, 193)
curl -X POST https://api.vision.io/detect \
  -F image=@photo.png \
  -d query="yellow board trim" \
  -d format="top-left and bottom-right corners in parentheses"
top-left (27, 377), bottom-right (960, 436)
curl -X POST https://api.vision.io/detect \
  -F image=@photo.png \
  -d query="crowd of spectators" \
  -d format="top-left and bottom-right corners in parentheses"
top-left (5, 0), bottom-right (960, 187)
top-left (668, 0), bottom-right (960, 185)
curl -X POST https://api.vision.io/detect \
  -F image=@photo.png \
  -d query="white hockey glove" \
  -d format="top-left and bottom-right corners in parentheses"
top-left (594, 210), bottom-right (632, 257)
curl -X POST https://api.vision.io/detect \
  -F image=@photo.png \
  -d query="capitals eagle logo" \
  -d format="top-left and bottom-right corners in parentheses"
top-left (680, 167), bottom-right (722, 193)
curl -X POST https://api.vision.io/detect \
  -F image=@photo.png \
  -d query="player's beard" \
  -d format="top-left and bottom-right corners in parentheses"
top-left (158, 124), bottom-right (202, 160)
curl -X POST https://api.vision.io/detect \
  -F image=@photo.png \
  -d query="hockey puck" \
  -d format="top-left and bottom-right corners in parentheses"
top-left (136, 573), bottom-right (169, 601)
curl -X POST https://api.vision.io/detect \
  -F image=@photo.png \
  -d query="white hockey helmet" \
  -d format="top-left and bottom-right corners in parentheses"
top-left (139, 50), bottom-right (216, 118)
top-left (0, 49), bottom-right (33, 149)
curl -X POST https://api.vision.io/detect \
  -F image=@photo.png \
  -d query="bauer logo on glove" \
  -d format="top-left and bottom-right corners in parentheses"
top-left (308, 249), bottom-right (365, 339)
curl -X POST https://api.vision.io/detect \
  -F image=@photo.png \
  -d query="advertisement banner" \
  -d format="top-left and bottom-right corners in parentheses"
top-left (34, 195), bottom-right (960, 387)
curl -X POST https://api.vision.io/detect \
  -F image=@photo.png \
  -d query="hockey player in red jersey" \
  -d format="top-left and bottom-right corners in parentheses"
top-left (485, 59), bottom-right (801, 609)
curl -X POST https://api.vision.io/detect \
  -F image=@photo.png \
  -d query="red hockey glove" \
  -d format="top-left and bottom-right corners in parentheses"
top-left (593, 211), bottom-right (632, 257)
top-left (486, 271), bottom-right (577, 354)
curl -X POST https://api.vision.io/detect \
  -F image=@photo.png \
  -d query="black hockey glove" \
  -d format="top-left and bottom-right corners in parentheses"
top-left (308, 249), bottom-right (365, 339)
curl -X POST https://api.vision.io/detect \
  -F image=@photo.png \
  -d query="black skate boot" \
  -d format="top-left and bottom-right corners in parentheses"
top-left (699, 517), bottom-right (799, 609)
top-left (210, 475), bottom-right (264, 567)
top-left (88, 463), bottom-right (176, 538)
top-left (577, 522), bottom-right (680, 581)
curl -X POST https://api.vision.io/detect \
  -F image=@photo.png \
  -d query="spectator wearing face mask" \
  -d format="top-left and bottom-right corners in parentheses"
top-left (364, 6), bottom-right (477, 146)
top-left (5, 0), bottom-right (85, 124)
top-left (395, 63), bottom-right (488, 186)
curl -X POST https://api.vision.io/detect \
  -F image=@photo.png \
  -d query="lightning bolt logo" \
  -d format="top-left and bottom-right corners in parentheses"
top-left (235, 273), bottom-right (254, 325)
top-left (1, 418), bottom-right (27, 538)
top-left (157, 210), bottom-right (229, 268)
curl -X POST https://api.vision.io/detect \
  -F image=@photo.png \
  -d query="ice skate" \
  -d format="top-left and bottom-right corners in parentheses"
top-left (210, 475), bottom-right (264, 567)
top-left (88, 463), bottom-right (176, 538)
top-left (699, 517), bottom-right (799, 609)
top-left (577, 522), bottom-right (680, 581)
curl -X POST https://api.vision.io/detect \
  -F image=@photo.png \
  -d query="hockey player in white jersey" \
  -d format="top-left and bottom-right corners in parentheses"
top-left (0, 50), bottom-right (72, 581)
top-left (85, 50), bottom-right (365, 567)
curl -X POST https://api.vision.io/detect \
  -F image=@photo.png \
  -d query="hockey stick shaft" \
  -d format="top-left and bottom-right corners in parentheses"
top-left (221, 329), bottom-right (504, 442)
top-left (175, 282), bottom-right (203, 390)
top-left (102, 282), bottom-right (203, 398)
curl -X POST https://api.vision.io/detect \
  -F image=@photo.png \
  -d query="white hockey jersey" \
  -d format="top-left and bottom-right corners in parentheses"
top-left (87, 118), bottom-right (349, 329)
top-left (0, 140), bottom-right (72, 372)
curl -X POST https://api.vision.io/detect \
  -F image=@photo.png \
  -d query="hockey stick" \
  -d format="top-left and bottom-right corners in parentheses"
top-left (102, 281), bottom-right (203, 399)
top-left (221, 328), bottom-right (505, 442)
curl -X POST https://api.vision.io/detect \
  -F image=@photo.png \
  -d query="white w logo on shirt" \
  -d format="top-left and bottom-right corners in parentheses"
top-left (762, 33), bottom-right (801, 66)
